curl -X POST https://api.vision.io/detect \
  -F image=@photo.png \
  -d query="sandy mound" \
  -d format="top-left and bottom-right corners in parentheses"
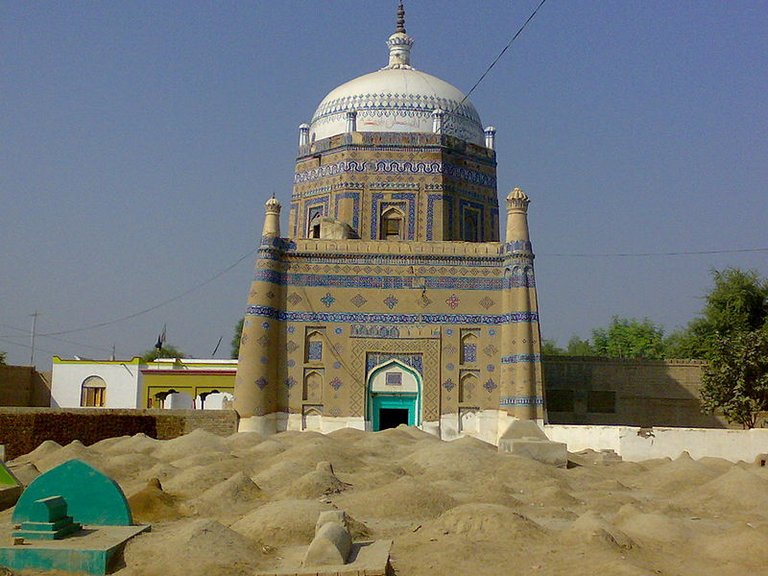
top-left (400, 436), bottom-right (498, 479)
top-left (634, 451), bottom-right (722, 494)
top-left (187, 471), bottom-right (263, 518)
top-left (251, 459), bottom-right (316, 493)
top-left (223, 431), bottom-right (265, 451)
top-left (614, 503), bottom-right (690, 543)
top-left (280, 469), bottom-right (350, 499)
top-left (681, 466), bottom-right (768, 512)
top-left (229, 499), bottom-right (332, 546)
top-left (336, 475), bottom-right (457, 520)
top-left (122, 518), bottom-right (264, 576)
top-left (31, 440), bottom-right (102, 473)
top-left (5, 461), bottom-right (40, 487)
top-left (161, 459), bottom-right (248, 499)
top-left (152, 429), bottom-right (228, 461)
top-left (10, 440), bottom-right (62, 466)
top-left (428, 503), bottom-right (545, 539)
top-left (96, 433), bottom-right (161, 456)
top-left (100, 453), bottom-right (163, 481)
top-left (127, 478), bottom-right (186, 523)
top-left (564, 510), bottom-right (634, 550)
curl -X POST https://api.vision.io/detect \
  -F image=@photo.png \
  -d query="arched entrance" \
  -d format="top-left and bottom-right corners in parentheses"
top-left (367, 360), bottom-right (422, 431)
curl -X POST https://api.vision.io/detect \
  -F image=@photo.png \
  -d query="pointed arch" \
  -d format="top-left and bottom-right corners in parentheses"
top-left (380, 206), bottom-right (404, 240)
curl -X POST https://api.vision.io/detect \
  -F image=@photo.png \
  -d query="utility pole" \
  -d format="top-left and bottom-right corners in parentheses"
top-left (29, 310), bottom-right (38, 366)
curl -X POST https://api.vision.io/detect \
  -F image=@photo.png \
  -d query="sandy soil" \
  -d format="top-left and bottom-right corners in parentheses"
top-left (3, 426), bottom-right (768, 576)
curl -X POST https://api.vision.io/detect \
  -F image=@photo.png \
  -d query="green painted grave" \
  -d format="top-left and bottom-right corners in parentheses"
top-left (0, 459), bottom-right (149, 575)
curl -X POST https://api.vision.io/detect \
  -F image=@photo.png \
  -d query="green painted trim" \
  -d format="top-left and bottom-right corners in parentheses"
top-left (366, 359), bottom-right (422, 431)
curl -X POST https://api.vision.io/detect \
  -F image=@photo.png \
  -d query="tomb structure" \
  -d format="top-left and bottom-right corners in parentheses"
top-left (0, 459), bottom-right (149, 575)
top-left (235, 2), bottom-right (547, 443)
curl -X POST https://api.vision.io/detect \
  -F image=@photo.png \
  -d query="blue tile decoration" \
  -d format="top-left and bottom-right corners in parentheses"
top-left (330, 377), bottom-right (343, 391)
top-left (446, 363), bottom-right (454, 371)
top-left (246, 305), bottom-right (538, 326)
top-left (499, 396), bottom-right (544, 406)
top-left (483, 344), bottom-right (498, 356)
top-left (462, 343), bottom-right (477, 363)
top-left (459, 198), bottom-right (486, 241)
top-left (487, 364), bottom-right (495, 372)
top-left (334, 327), bottom-right (343, 335)
top-left (350, 324), bottom-right (400, 338)
top-left (285, 376), bottom-right (296, 389)
top-left (488, 329), bottom-right (496, 336)
top-left (500, 354), bottom-right (541, 364)
top-left (333, 361), bottom-right (341, 369)
top-left (442, 378), bottom-right (456, 392)
top-left (445, 328), bottom-right (454, 336)
top-left (287, 359), bottom-right (296, 367)
top-left (366, 353), bottom-right (423, 375)
top-left (260, 356), bottom-right (269, 364)
top-left (320, 292), bottom-right (336, 308)
top-left (445, 294), bottom-right (460, 309)
top-left (294, 159), bottom-right (496, 188)
top-left (262, 322), bottom-right (270, 330)
top-left (483, 378), bottom-right (497, 392)
top-left (384, 294), bottom-right (399, 309)
top-left (255, 377), bottom-right (268, 390)
top-left (286, 341), bottom-right (298, 353)
top-left (307, 341), bottom-right (323, 361)
top-left (287, 325), bottom-right (295, 334)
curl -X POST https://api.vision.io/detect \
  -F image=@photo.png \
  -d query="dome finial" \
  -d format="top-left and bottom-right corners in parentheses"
top-left (384, 1), bottom-right (414, 70)
top-left (396, 1), bottom-right (406, 34)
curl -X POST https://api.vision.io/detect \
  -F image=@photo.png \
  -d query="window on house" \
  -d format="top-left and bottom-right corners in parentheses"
top-left (81, 376), bottom-right (106, 407)
top-left (380, 208), bottom-right (404, 240)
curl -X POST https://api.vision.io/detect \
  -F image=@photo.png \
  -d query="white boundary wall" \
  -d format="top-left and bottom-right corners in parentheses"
top-left (545, 424), bottom-right (768, 463)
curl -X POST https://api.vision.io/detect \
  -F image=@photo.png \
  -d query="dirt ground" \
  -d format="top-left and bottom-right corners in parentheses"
top-left (3, 426), bottom-right (768, 576)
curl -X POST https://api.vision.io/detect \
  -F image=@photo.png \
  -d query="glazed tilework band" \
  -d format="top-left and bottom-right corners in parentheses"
top-left (252, 269), bottom-right (535, 289)
top-left (500, 354), bottom-right (542, 364)
top-left (246, 305), bottom-right (537, 325)
top-left (499, 396), bottom-right (545, 406)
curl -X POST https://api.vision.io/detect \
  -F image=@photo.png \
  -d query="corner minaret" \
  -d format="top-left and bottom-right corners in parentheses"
top-left (500, 188), bottom-right (546, 423)
top-left (234, 197), bottom-right (285, 434)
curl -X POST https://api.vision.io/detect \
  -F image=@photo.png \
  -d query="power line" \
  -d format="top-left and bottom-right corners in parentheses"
top-left (39, 246), bottom-right (258, 337)
top-left (459, 0), bottom-right (548, 107)
top-left (540, 247), bottom-right (768, 258)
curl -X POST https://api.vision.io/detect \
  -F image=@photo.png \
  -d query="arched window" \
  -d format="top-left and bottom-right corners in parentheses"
top-left (380, 207), bottom-right (404, 240)
top-left (461, 332), bottom-right (478, 365)
top-left (81, 376), bottom-right (106, 407)
top-left (463, 210), bottom-right (480, 242)
top-left (303, 370), bottom-right (323, 403)
top-left (305, 330), bottom-right (324, 362)
top-left (306, 206), bottom-right (323, 238)
top-left (459, 372), bottom-right (478, 404)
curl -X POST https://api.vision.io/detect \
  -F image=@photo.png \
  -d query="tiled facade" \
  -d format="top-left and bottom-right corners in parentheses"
top-left (234, 8), bottom-right (546, 443)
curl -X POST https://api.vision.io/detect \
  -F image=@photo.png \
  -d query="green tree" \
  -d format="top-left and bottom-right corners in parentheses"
top-left (700, 329), bottom-right (768, 429)
top-left (667, 268), bottom-right (768, 359)
top-left (591, 316), bottom-right (665, 359)
top-left (141, 344), bottom-right (186, 362)
top-left (231, 317), bottom-right (244, 359)
top-left (0, 350), bottom-right (6, 365)
top-left (566, 335), bottom-right (594, 356)
top-left (541, 339), bottom-right (565, 356)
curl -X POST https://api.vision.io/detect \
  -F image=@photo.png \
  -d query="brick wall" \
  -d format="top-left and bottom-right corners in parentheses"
top-left (0, 366), bottom-right (51, 407)
top-left (542, 357), bottom-right (731, 428)
top-left (0, 408), bottom-right (238, 461)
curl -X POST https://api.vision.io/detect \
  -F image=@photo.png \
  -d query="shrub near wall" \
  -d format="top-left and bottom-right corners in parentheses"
top-left (0, 408), bottom-right (238, 461)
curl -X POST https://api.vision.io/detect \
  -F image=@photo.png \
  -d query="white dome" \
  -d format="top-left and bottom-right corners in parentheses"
top-left (308, 24), bottom-right (485, 146)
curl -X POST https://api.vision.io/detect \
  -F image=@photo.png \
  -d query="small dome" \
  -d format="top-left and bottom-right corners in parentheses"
top-left (307, 4), bottom-right (485, 146)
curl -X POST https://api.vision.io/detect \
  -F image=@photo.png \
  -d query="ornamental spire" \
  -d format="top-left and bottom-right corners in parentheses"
top-left (396, 1), bottom-right (406, 34)
top-left (384, 1), bottom-right (414, 70)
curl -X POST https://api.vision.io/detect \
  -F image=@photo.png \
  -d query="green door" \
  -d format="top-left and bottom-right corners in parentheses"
top-left (371, 393), bottom-right (417, 431)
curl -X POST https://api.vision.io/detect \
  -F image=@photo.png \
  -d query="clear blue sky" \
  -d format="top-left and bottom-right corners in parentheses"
top-left (2, 1), bottom-right (766, 368)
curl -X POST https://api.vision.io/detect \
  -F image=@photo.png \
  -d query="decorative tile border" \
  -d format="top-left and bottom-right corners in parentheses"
top-left (246, 305), bottom-right (537, 325)
top-left (501, 354), bottom-right (541, 364)
top-left (499, 395), bottom-right (544, 406)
